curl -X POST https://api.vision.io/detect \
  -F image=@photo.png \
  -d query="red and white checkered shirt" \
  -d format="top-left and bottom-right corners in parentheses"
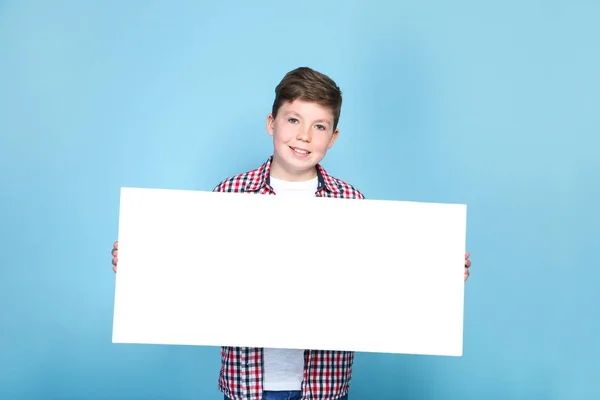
top-left (213, 156), bottom-right (365, 400)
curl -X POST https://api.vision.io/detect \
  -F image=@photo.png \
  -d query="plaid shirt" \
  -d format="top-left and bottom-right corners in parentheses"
top-left (213, 156), bottom-right (365, 400)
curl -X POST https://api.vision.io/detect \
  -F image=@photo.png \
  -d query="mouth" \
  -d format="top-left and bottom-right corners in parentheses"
top-left (289, 146), bottom-right (311, 155)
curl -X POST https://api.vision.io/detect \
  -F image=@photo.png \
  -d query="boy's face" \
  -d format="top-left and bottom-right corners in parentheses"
top-left (267, 99), bottom-right (339, 181)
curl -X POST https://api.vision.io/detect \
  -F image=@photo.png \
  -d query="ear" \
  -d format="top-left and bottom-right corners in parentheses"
top-left (266, 114), bottom-right (275, 137)
top-left (327, 128), bottom-right (340, 149)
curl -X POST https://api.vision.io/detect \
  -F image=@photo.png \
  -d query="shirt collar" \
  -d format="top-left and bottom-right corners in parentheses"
top-left (245, 156), bottom-right (342, 194)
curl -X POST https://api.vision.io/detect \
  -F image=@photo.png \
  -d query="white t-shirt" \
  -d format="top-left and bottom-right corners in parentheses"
top-left (262, 175), bottom-right (318, 391)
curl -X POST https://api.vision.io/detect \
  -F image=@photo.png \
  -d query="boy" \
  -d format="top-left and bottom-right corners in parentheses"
top-left (110, 67), bottom-right (473, 400)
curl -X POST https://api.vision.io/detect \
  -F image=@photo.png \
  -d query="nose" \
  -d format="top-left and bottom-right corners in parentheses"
top-left (296, 126), bottom-right (312, 143)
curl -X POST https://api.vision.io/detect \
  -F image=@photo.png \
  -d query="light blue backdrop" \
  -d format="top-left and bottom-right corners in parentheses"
top-left (1, 1), bottom-right (598, 399)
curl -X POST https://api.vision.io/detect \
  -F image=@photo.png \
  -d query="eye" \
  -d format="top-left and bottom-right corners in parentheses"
top-left (288, 118), bottom-right (299, 124)
top-left (316, 124), bottom-right (326, 131)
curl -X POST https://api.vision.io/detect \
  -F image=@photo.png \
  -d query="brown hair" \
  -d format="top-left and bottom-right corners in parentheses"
top-left (271, 67), bottom-right (343, 130)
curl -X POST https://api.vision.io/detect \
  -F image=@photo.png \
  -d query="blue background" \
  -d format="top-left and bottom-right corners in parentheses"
top-left (1, 1), bottom-right (599, 399)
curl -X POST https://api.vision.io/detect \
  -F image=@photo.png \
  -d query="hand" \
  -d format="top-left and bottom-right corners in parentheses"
top-left (464, 251), bottom-right (472, 282)
top-left (111, 241), bottom-right (118, 273)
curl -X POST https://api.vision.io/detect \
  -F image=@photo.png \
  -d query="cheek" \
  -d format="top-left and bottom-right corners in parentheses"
top-left (274, 125), bottom-right (296, 144)
top-left (273, 132), bottom-right (289, 146)
top-left (313, 135), bottom-right (334, 151)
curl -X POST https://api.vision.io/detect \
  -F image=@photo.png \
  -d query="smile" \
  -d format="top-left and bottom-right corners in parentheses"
top-left (290, 146), bottom-right (310, 155)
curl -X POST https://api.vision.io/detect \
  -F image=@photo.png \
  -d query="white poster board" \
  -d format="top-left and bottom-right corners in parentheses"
top-left (112, 187), bottom-right (467, 356)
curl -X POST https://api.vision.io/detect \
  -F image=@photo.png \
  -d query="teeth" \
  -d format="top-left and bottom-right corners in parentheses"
top-left (292, 147), bottom-right (309, 154)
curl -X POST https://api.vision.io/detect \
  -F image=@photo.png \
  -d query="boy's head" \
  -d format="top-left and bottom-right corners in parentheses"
top-left (271, 67), bottom-right (342, 130)
top-left (267, 67), bottom-right (343, 181)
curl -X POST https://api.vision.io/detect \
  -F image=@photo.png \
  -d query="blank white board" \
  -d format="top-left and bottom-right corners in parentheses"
top-left (112, 187), bottom-right (467, 356)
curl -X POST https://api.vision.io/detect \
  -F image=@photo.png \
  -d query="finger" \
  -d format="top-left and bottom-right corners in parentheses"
top-left (113, 265), bottom-right (117, 273)
top-left (112, 249), bottom-right (118, 257)
top-left (113, 241), bottom-right (118, 250)
top-left (112, 256), bottom-right (118, 266)
top-left (465, 259), bottom-right (471, 268)
top-left (464, 268), bottom-right (470, 281)
top-left (465, 251), bottom-right (470, 259)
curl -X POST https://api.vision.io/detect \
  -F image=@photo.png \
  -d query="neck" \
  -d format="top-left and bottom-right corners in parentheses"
top-left (270, 155), bottom-right (318, 182)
